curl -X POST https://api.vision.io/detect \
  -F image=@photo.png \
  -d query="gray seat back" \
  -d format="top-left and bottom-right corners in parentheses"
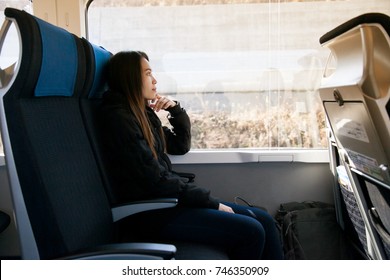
top-left (319, 13), bottom-right (390, 259)
top-left (0, 8), bottom-right (113, 259)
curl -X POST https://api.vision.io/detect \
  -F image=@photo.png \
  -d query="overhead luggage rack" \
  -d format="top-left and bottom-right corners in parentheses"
top-left (319, 13), bottom-right (390, 260)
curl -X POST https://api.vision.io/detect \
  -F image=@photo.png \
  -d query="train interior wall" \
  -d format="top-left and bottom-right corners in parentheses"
top-left (173, 161), bottom-right (334, 216)
top-left (0, 160), bottom-right (334, 258)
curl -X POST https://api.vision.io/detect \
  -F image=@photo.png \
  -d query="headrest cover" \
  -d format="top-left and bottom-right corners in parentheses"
top-left (34, 17), bottom-right (78, 97)
top-left (88, 44), bottom-right (111, 99)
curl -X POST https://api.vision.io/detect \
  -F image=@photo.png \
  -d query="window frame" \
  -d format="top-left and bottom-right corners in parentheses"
top-left (169, 149), bottom-right (329, 164)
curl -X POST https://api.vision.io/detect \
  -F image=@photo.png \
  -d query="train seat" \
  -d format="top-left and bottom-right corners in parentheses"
top-left (0, 7), bottom-right (228, 260)
top-left (79, 37), bottom-right (229, 260)
top-left (79, 40), bottom-right (179, 210)
top-left (319, 13), bottom-right (390, 259)
top-left (0, 7), bottom-right (175, 260)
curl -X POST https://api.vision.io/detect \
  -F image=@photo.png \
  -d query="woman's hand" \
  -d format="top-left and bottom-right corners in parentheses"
top-left (150, 94), bottom-right (176, 112)
top-left (218, 203), bottom-right (235, 213)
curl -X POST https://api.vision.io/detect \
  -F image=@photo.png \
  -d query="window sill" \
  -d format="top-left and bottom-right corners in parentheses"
top-left (169, 149), bottom-right (329, 164)
top-left (0, 149), bottom-right (329, 167)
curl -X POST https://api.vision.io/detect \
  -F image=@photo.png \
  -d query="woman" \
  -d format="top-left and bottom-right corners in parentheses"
top-left (100, 51), bottom-right (283, 259)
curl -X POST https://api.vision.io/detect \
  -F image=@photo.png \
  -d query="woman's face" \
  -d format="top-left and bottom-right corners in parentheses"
top-left (141, 57), bottom-right (157, 101)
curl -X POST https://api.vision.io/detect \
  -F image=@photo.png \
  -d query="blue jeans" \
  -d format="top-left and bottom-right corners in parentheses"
top-left (120, 202), bottom-right (284, 260)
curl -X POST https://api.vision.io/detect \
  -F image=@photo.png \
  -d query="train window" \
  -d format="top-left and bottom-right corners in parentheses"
top-left (73, 1), bottom-right (390, 150)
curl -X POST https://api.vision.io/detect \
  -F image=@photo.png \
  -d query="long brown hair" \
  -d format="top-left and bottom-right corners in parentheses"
top-left (107, 51), bottom-right (159, 158)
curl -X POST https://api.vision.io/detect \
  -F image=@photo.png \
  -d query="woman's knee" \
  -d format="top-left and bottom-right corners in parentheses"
top-left (248, 208), bottom-right (276, 227)
top-left (226, 215), bottom-right (266, 259)
top-left (178, 209), bottom-right (266, 251)
top-left (226, 214), bottom-right (266, 246)
top-left (225, 202), bottom-right (276, 230)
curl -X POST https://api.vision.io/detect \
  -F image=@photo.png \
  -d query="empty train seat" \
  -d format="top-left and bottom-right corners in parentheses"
top-left (319, 13), bottom-right (390, 259)
top-left (0, 7), bottom-right (176, 259)
top-left (0, 8), bottom-right (228, 260)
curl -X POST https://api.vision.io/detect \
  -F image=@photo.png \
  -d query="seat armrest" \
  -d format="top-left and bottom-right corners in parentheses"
top-left (111, 198), bottom-right (178, 222)
top-left (61, 243), bottom-right (177, 260)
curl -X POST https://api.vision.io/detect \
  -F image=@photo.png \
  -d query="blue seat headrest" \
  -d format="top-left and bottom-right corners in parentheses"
top-left (88, 44), bottom-right (111, 99)
top-left (34, 17), bottom-right (78, 97)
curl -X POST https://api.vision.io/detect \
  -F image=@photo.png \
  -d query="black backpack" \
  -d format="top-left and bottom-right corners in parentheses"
top-left (276, 201), bottom-right (351, 260)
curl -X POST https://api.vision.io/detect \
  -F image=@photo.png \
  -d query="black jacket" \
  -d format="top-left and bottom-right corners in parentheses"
top-left (100, 90), bottom-right (219, 209)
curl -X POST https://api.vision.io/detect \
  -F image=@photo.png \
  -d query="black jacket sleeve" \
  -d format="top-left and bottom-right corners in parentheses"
top-left (164, 103), bottom-right (191, 155)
